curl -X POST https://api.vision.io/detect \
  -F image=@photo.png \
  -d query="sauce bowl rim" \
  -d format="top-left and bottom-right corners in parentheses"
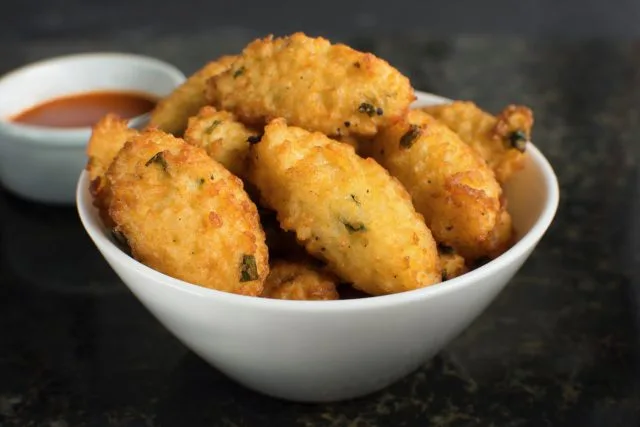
top-left (0, 52), bottom-right (186, 146)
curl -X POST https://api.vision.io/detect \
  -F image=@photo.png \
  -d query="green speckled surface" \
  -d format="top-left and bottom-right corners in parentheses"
top-left (0, 32), bottom-right (639, 426)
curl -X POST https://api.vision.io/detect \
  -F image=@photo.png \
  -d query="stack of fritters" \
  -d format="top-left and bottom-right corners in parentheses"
top-left (86, 32), bottom-right (534, 300)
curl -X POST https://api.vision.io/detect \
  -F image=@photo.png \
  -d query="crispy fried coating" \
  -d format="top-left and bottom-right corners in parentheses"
top-left (371, 110), bottom-right (506, 260)
top-left (207, 32), bottom-right (414, 138)
top-left (335, 135), bottom-right (361, 152)
top-left (420, 101), bottom-right (534, 183)
top-left (251, 118), bottom-right (441, 296)
top-left (86, 114), bottom-right (139, 227)
top-left (86, 114), bottom-right (138, 184)
top-left (438, 246), bottom-right (468, 281)
top-left (148, 55), bottom-right (237, 136)
top-left (482, 201), bottom-right (515, 259)
top-left (106, 129), bottom-right (268, 296)
top-left (262, 259), bottom-right (339, 300)
top-left (184, 106), bottom-right (259, 179)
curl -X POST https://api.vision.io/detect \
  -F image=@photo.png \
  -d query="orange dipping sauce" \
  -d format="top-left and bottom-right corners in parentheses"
top-left (11, 90), bottom-right (158, 128)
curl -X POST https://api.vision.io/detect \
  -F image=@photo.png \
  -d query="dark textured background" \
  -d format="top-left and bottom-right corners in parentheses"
top-left (4, 0), bottom-right (640, 41)
top-left (1, 2), bottom-right (640, 426)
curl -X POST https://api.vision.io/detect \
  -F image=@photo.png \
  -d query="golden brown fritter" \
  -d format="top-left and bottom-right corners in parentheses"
top-left (438, 246), bottom-right (468, 281)
top-left (371, 109), bottom-right (506, 260)
top-left (250, 118), bottom-right (441, 296)
top-left (86, 114), bottom-right (139, 227)
top-left (86, 114), bottom-right (138, 184)
top-left (261, 259), bottom-right (339, 300)
top-left (184, 106), bottom-right (259, 179)
top-left (148, 55), bottom-right (237, 136)
top-left (420, 101), bottom-right (534, 183)
top-left (334, 135), bottom-right (361, 152)
top-left (481, 200), bottom-right (515, 259)
top-left (106, 129), bottom-right (268, 296)
top-left (207, 32), bottom-right (414, 138)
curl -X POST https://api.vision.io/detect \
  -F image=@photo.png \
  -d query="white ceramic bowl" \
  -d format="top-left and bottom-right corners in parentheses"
top-left (76, 91), bottom-right (559, 403)
top-left (0, 52), bottom-right (186, 205)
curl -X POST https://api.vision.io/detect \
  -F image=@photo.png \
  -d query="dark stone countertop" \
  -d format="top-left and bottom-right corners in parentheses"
top-left (1, 32), bottom-right (639, 426)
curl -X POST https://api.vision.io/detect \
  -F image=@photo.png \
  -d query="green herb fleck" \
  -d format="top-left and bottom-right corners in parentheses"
top-left (233, 66), bottom-right (246, 78)
top-left (399, 125), bottom-right (421, 149)
top-left (350, 194), bottom-right (360, 206)
top-left (509, 130), bottom-right (528, 152)
top-left (145, 151), bottom-right (168, 171)
top-left (239, 254), bottom-right (259, 282)
top-left (358, 102), bottom-right (377, 117)
top-left (437, 244), bottom-right (454, 255)
top-left (205, 120), bottom-right (222, 134)
top-left (342, 219), bottom-right (366, 233)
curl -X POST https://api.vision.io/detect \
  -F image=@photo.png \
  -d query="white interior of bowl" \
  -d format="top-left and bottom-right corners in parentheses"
top-left (77, 91), bottom-right (560, 309)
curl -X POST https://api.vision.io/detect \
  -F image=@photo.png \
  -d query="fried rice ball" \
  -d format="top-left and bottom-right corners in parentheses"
top-left (184, 106), bottom-right (260, 179)
top-left (261, 259), bottom-right (339, 301)
top-left (148, 55), bottom-right (237, 136)
top-left (106, 129), bottom-right (268, 296)
top-left (371, 109), bottom-right (510, 260)
top-left (482, 201), bottom-right (515, 259)
top-left (250, 118), bottom-right (441, 296)
top-left (86, 114), bottom-right (139, 227)
top-left (420, 101), bottom-right (534, 183)
top-left (206, 32), bottom-right (414, 138)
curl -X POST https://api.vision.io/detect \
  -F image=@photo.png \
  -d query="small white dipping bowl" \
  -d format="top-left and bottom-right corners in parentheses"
top-left (0, 52), bottom-right (186, 205)
top-left (77, 91), bottom-right (559, 403)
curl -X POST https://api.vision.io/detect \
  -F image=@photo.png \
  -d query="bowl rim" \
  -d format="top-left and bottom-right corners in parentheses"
top-left (0, 52), bottom-right (186, 145)
top-left (76, 90), bottom-right (560, 312)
